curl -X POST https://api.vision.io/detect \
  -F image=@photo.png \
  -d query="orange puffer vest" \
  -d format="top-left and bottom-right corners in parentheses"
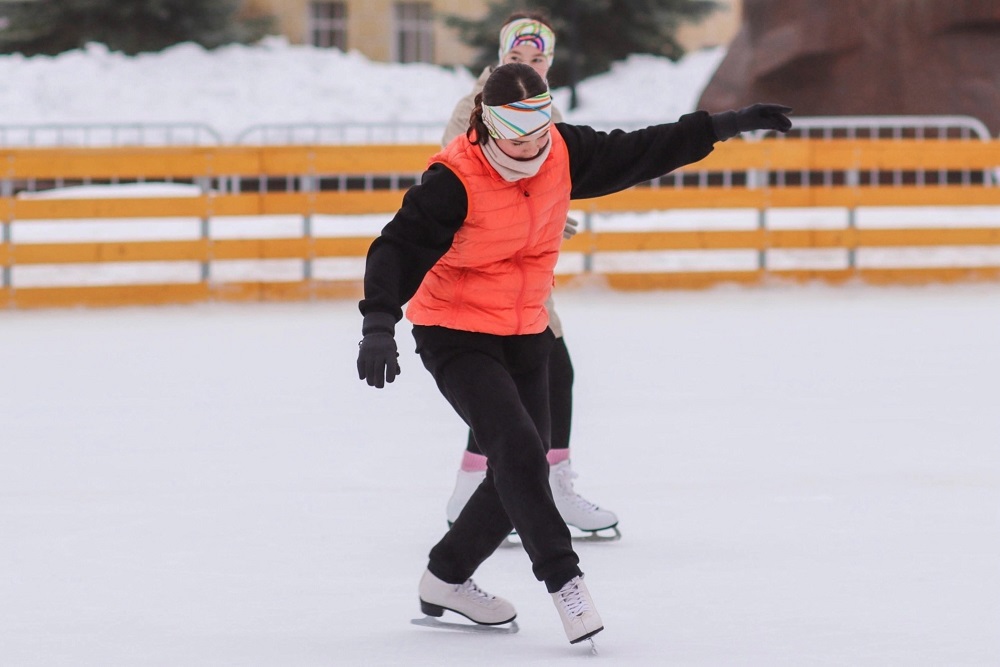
top-left (405, 130), bottom-right (571, 335)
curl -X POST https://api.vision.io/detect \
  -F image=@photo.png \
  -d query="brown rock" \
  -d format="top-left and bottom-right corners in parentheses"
top-left (697, 0), bottom-right (1000, 135)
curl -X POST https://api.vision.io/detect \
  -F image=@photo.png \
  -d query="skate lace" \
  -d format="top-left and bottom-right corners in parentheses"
top-left (458, 579), bottom-right (494, 604)
top-left (554, 465), bottom-right (601, 513)
top-left (557, 579), bottom-right (591, 618)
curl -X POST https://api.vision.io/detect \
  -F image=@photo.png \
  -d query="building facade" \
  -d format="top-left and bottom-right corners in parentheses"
top-left (243, 0), bottom-right (741, 67)
top-left (678, 0), bottom-right (741, 51)
top-left (242, 0), bottom-right (484, 66)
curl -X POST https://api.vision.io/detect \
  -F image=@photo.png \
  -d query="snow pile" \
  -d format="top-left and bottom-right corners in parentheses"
top-left (0, 37), bottom-right (725, 142)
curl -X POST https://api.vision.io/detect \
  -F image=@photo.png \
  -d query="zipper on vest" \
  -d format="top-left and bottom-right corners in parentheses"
top-left (514, 185), bottom-right (532, 331)
top-left (514, 253), bottom-right (525, 333)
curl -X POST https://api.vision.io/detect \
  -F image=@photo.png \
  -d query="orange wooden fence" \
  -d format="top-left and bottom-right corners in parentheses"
top-left (2, 138), bottom-right (999, 308)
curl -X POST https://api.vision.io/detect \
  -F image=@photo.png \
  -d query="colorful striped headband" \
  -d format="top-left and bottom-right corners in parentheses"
top-left (498, 19), bottom-right (556, 64)
top-left (482, 91), bottom-right (553, 140)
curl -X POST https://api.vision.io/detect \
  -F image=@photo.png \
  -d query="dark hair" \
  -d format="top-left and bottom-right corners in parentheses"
top-left (467, 63), bottom-right (548, 145)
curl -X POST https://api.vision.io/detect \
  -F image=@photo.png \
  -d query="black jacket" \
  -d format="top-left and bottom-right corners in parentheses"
top-left (360, 111), bottom-right (720, 323)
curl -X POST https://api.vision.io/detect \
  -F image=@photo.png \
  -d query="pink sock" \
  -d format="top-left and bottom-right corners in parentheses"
top-left (546, 449), bottom-right (570, 465)
top-left (460, 451), bottom-right (488, 472)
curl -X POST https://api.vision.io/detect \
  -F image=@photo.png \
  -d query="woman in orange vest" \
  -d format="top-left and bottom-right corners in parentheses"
top-left (357, 62), bottom-right (791, 646)
top-left (440, 12), bottom-right (621, 542)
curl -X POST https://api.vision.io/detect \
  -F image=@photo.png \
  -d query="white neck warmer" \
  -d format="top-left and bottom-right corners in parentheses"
top-left (481, 139), bottom-right (551, 182)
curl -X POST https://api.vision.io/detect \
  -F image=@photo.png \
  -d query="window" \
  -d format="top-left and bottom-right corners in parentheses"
top-left (309, 1), bottom-right (347, 50)
top-left (394, 2), bottom-right (433, 63)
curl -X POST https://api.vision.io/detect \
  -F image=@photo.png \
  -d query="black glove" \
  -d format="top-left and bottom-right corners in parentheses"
top-left (711, 103), bottom-right (793, 141)
top-left (357, 312), bottom-right (400, 388)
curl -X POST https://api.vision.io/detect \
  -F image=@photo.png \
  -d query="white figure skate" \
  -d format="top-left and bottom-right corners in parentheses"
top-left (551, 575), bottom-right (603, 647)
top-left (446, 462), bottom-right (621, 544)
top-left (549, 460), bottom-right (621, 542)
top-left (412, 569), bottom-right (518, 634)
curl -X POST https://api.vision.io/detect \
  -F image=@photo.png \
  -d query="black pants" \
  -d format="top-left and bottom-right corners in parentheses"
top-left (466, 333), bottom-right (574, 454)
top-left (413, 325), bottom-right (582, 593)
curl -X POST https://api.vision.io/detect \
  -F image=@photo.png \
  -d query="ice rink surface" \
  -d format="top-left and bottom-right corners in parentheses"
top-left (2, 282), bottom-right (998, 665)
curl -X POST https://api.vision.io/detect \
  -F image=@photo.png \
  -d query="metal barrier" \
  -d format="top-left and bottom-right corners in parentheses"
top-left (0, 123), bottom-right (222, 147)
top-left (752, 115), bottom-right (996, 188)
top-left (8, 116), bottom-right (994, 198)
top-left (750, 115), bottom-right (992, 140)
top-left (3, 115), bottom-right (992, 147)
top-left (645, 115), bottom-right (997, 189)
top-left (233, 122), bottom-right (445, 145)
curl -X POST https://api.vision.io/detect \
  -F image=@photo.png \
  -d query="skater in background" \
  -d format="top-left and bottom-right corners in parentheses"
top-left (356, 62), bottom-right (791, 643)
top-left (441, 11), bottom-right (619, 541)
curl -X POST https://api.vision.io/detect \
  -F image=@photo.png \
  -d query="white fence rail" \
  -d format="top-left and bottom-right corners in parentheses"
top-left (0, 123), bottom-right (223, 147)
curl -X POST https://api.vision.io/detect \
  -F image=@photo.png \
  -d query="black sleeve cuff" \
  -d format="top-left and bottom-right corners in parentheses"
top-left (710, 110), bottom-right (738, 142)
top-left (362, 312), bottom-right (397, 336)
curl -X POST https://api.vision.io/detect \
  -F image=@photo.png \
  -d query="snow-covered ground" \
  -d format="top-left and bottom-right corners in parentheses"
top-left (1, 38), bottom-right (999, 666)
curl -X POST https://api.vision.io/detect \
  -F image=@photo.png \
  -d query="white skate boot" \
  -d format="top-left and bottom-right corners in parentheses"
top-left (417, 569), bottom-right (517, 626)
top-left (445, 469), bottom-right (486, 525)
top-left (549, 460), bottom-right (620, 541)
top-left (551, 575), bottom-right (603, 645)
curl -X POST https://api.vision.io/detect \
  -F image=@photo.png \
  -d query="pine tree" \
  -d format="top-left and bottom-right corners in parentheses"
top-left (447, 0), bottom-right (721, 87)
top-left (0, 0), bottom-right (275, 56)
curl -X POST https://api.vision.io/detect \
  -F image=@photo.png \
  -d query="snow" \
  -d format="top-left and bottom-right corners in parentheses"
top-left (0, 37), bottom-right (726, 143)
top-left (1, 39), bottom-right (999, 665)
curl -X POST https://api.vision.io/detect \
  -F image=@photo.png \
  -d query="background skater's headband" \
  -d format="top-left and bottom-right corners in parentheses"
top-left (498, 19), bottom-right (556, 64)
top-left (482, 92), bottom-right (553, 140)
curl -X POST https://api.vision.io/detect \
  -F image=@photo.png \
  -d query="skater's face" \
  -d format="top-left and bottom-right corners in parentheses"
top-left (496, 127), bottom-right (551, 160)
top-left (501, 44), bottom-right (550, 81)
